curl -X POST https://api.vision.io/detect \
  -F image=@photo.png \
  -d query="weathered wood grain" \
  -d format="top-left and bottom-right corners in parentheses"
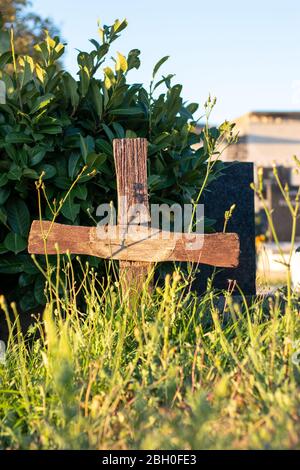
top-left (28, 221), bottom-right (240, 268)
top-left (113, 138), bottom-right (153, 291)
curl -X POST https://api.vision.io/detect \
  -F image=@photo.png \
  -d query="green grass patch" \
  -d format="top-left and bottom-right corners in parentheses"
top-left (0, 263), bottom-right (299, 449)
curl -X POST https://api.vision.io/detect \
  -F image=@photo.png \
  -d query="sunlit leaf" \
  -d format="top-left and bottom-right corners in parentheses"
top-left (116, 52), bottom-right (128, 73)
top-left (30, 93), bottom-right (55, 114)
top-left (152, 56), bottom-right (169, 79)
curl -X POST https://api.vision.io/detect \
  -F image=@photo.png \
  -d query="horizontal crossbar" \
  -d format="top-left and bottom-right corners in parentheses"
top-left (28, 221), bottom-right (240, 268)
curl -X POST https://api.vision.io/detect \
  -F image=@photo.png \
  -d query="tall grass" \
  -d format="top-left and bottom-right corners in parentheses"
top-left (1, 162), bottom-right (300, 449)
top-left (0, 260), bottom-right (299, 449)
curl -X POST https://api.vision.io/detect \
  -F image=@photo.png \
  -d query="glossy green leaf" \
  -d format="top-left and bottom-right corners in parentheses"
top-left (108, 107), bottom-right (144, 116)
top-left (102, 124), bottom-right (114, 142)
top-left (30, 93), bottom-right (55, 114)
top-left (30, 149), bottom-right (47, 166)
top-left (0, 29), bottom-right (10, 54)
top-left (54, 176), bottom-right (72, 189)
top-left (36, 164), bottom-right (57, 180)
top-left (86, 152), bottom-right (106, 170)
top-left (152, 56), bottom-right (169, 79)
top-left (61, 195), bottom-right (81, 222)
top-left (0, 51), bottom-right (12, 68)
top-left (79, 67), bottom-right (90, 97)
top-left (20, 254), bottom-right (39, 274)
top-left (112, 19), bottom-right (128, 35)
top-left (125, 130), bottom-right (137, 138)
top-left (8, 165), bottom-right (22, 181)
top-left (103, 67), bottom-right (116, 90)
top-left (18, 55), bottom-right (34, 87)
top-left (23, 168), bottom-right (39, 179)
top-left (95, 139), bottom-right (113, 156)
top-left (68, 152), bottom-right (81, 180)
top-left (0, 257), bottom-right (24, 274)
top-left (6, 198), bottom-right (30, 236)
top-left (0, 187), bottom-right (10, 205)
top-left (63, 72), bottom-right (79, 110)
top-left (97, 43), bottom-right (109, 60)
top-left (39, 125), bottom-right (62, 134)
top-left (5, 133), bottom-right (33, 144)
top-left (4, 232), bottom-right (27, 254)
top-left (80, 135), bottom-right (88, 162)
top-left (112, 122), bottom-right (125, 138)
top-left (72, 185), bottom-right (88, 200)
top-left (0, 173), bottom-right (8, 187)
top-left (0, 206), bottom-right (7, 226)
top-left (127, 49), bottom-right (141, 71)
top-left (90, 80), bottom-right (103, 119)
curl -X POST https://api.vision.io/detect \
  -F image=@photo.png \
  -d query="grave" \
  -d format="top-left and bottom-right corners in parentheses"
top-left (194, 162), bottom-right (256, 295)
top-left (28, 138), bottom-right (240, 296)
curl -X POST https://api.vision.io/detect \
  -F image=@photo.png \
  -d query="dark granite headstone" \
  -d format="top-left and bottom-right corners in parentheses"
top-left (193, 162), bottom-right (256, 295)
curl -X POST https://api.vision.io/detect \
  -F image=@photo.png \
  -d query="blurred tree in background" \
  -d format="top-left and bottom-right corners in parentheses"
top-left (0, 0), bottom-right (60, 57)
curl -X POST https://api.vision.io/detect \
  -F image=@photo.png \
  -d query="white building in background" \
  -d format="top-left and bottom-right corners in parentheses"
top-left (222, 111), bottom-right (300, 170)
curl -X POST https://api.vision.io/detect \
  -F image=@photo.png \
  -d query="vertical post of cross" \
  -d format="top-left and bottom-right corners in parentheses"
top-left (113, 138), bottom-right (153, 296)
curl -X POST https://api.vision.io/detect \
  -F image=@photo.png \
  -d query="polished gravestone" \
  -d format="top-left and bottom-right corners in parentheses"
top-left (193, 162), bottom-right (256, 296)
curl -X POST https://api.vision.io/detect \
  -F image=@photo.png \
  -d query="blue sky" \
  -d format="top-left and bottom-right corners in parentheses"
top-left (31, 0), bottom-right (300, 123)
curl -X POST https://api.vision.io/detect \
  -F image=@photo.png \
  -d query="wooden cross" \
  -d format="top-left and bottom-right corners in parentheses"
top-left (28, 138), bottom-right (240, 294)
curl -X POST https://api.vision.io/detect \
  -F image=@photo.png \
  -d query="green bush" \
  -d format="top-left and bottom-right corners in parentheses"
top-left (0, 19), bottom-right (234, 310)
